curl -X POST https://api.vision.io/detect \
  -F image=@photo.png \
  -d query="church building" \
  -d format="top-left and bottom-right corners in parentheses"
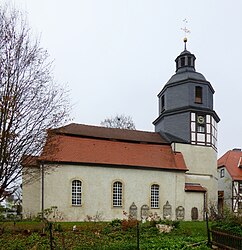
top-left (22, 40), bottom-right (220, 221)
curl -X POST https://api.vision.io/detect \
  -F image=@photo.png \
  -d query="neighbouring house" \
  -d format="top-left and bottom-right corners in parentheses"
top-left (22, 40), bottom-right (220, 221)
top-left (218, 148), bottom-right (242, 214)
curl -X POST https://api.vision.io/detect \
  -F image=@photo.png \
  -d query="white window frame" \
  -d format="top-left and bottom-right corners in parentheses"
top-left (220, 169), bottom-right (225, 178)
top-left (112, 181), bottom-right (123, 207)
top-left (151, 184), bottom-right (159, 208)
top-left (72, 180), bottom-right (82, 206)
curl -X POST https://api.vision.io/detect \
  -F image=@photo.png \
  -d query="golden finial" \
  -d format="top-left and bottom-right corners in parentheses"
top-left (181, 19), bottom-right (191, 50)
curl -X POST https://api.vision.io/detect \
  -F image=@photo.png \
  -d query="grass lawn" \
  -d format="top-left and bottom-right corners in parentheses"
top-left (0, 220), bottom-right (211, 249)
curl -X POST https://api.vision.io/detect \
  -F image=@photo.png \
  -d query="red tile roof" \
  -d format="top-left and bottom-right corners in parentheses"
top-left (53, 123), bottom-right (169, 144)
top-left (185, 183), bottom-right (207, 192)
top-left (218, 149), bottom-right (242, 181)
top-left (40, 132), bottom-right (188, 171)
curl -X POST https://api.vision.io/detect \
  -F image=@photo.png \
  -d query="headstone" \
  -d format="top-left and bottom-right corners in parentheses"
top-left (176, 206), bottom-right (185, 220)
top-left (191, 207), bottom-right (198, 220)
top-left (163, 201), bottom-right (172, 220)
top-left (129, 202), bottom-right (137, 219)
top-left (141, 204), bottom-right (149, 221)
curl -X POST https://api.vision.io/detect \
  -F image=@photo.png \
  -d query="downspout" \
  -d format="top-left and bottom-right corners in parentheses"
top-left (203, 191), bottom-right (207, 220)
top-left (172, 142), bottom-right (176, 153)
top-left (41, 163), bottom-right (44, 218)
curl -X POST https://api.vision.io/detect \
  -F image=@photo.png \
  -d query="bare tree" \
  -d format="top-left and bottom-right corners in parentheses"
top-left (100, 114), bottom-right (136, 130)
top-left (0, 5), bottom-right (70, 201)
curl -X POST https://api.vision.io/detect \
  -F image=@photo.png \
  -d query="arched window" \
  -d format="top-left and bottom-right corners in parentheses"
top-left (112, 181), bottom-right (123, 207)
top-left (72, 180), bottom-right (82, 206)
top-left (151, 184), bottom-right (159, 208)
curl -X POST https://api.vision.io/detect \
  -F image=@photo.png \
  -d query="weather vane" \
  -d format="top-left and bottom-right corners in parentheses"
top-left (181, 19), bottom-right (191, 50)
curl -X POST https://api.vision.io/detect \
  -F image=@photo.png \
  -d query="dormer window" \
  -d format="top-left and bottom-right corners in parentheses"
top-left (195, 86), bottom-right (202, 103)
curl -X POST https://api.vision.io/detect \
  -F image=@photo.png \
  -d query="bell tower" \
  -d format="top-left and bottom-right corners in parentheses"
top-left (153, 39), bottom-right (220, 150)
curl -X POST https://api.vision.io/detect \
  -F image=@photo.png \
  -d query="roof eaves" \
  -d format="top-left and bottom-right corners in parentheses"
top-left (184, 183), bottom-right (207, 192)
top-left (40, 160), bottom-right (188, 172)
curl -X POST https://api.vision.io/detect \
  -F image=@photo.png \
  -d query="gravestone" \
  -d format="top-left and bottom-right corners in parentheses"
top-left (191, 207), bottom-right (198, 220)
top-left (163, 201), bottom-right (172, 220)
top-left (141, 204), bottom-right (149, 221)
top-left (176, 206), bottom-right (185, 220)
top-left (129, 202), bottom-right (137, 219)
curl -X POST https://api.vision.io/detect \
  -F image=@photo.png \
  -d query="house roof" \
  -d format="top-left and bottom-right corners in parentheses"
top-left (40, 124), bottom-right (188, 171)
top-left (53, 123), bottom-right (169, 144)
top-left (185, 183), bottom-right (207, 192)
top-left (218, 149), bottom-right (242, 181)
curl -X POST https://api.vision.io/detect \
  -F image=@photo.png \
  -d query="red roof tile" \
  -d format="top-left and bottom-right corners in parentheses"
top-left (218, 149), bottom-right (242, 181)
top-left (53, 123), bottom-right (168, 144)
top-left (185, 183), bottom-right (207, 192)
top-left (41, 134), bottom-right (188, 171)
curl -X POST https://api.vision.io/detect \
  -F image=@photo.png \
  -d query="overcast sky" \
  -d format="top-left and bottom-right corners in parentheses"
top-left (7, 0), bottom-right (242, 156)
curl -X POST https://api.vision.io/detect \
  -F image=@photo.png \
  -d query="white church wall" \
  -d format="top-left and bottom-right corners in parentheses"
top-left (173, 143), bottom-right (218, 204)
top-left (184, 192), bottom-right (205, 221)
top-left (41, 164), bottom-right (192, 221)
top-left (22, 163), bottom-right (207, 221)
top-left (172, 143), bottom-right (217, 176)
top-left (22, 167), bottom-right (41, 218)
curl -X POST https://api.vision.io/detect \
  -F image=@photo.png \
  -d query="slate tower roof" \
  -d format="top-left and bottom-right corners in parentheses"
top-left (153, 39), bottom-right (220, 148)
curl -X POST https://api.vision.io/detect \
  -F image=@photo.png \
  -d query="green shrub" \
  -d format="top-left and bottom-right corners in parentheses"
top-left (54, 223), bottom-right (63, 232)
top-left (109, 218), bottom-right (122, 227)
top-left (211, 207), bottom-right (242, 235)
top-left (121, 219), bottom-right (138, 231)
top-left (0, 221), bottom-right (209, 249)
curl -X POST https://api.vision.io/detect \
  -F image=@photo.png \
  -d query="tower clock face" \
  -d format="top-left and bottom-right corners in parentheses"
top-left (197, 115), bottom-right (205, 124)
